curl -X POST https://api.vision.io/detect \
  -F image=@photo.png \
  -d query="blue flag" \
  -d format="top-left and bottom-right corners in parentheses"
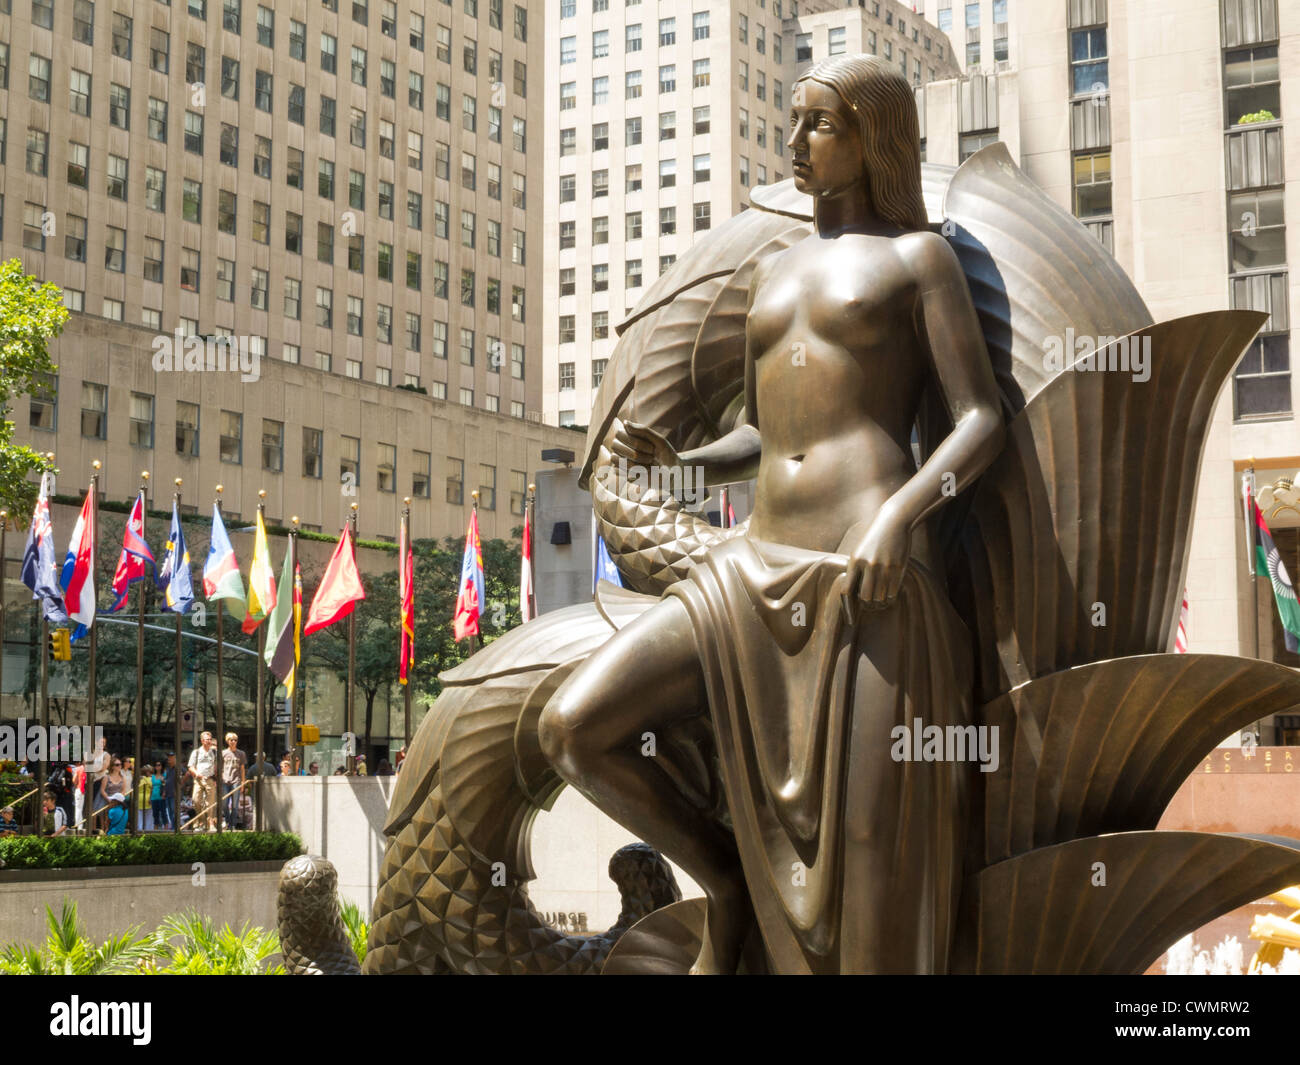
top-left (20, 472), bottom-right (69, 625)
top-left (157, 502), bottom-right (194, 614)
top-left (594, 534), bottom-right (624, 591)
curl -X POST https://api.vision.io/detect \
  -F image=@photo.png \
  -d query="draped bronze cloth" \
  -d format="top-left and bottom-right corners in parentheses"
top-left (665, 536), bottom-right (973, 973)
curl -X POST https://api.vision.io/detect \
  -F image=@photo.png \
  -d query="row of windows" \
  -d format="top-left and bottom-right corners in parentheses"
top-left (561, 0), bottom-right (784, 21)
top-left (561, 63), bottom-right (783, 107)
top-left (561, 108), bottom-right (786, 160)
top-left (561, 16), bottom-right (779, 60)
top-left (4, 117), bottom-right (530, 247)
top-left (557, 360), bottom-right (608, 391)
top-left (31, 378), bottom-right (527, 509)
top-left (42, 0), bottom-right (529, 46)
top-left (8, 44), bottom-right (530, 151)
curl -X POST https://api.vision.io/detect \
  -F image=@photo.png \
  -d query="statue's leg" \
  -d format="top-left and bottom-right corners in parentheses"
top-left (540, 596), bottom-right (751, 974)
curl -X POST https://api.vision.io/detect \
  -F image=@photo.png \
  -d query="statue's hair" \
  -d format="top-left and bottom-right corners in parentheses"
top-left (795, 54), bottom-right (928, 232)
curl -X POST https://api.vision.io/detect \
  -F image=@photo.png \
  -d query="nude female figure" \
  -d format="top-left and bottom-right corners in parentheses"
top-left (539, 55), bottom-right (1005, 974)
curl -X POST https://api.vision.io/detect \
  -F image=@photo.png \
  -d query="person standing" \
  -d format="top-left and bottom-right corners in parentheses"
top-left (187, 732), bottom-right (219, 832)
top-left (150, 765), bottom-right (168, 829)
top-left (161, 753), bottom-right (178, 830)
top-left (136, 766), bottom-right (154, 831)
top-left (97, 757), bottom-right (127, 821)
top-left (42, 791), bottom-right (68, 836)
top-left (221, 733), bottom-right (247, 830)
top-left (85, 736), bottom-right (109, 832)
top-left (71, 762), bottom-right (86, 833)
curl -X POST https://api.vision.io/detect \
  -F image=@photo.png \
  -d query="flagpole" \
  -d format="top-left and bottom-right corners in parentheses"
top-left (170, 479), bottom-right (184, 836)
top-left (291, 517), bottom-right (303, 776)
top-left (132, 470), bottom-right (150, 837)
top-left (255, 490), bottom-right (267, 831)
top-left (470, 492), bottom-right (480, 654)
top-left (213, 484), bottom-right (226, 836)
top-left (287, 517), bottom-right (298, 774)
top-left (1247, 462), bottom-right (1260, 660)
top-left (87, 462), bottom-right (100, 834)
top-left (347, 502), bottom-right (358, 774)
top-left (401, 499), bottom-right (412, 751)
top-left (525, 483), bottom-right (537, 621)
top-left (36, 459), bottom-right (58, 835)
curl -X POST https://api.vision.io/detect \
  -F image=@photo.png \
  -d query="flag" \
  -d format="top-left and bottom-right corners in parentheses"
top-left (107, 490), bottom-right (155, 614)
top-left (399, 519), bottom-right (415, 683)
top-left (453, 509), bottom-right (484, 641)
top-left (156, 502), bottom-right (195, 615)
top-left (266, 542), bottom-right (296, 688)
top-left (21, 472), bottom-right (69, 625)
top-left (594, 533), bottom-right (624, 590)
top-left (519, 501), bottom-right (536, 623)
top-left (59, 488), bottom-right (96, 640)
top-left (304, 524), bottom-right (366, 635)
top-left (1174, 589), bottom-right (1190, 653)
top-left (203, 504), bottom-right (247, 621)
top-left (1250, 497), bottom-right (1300, 651)
top-left (241, 509), bottom-right (277, 634)
top-left (290, 562), bottom-right (302, 695)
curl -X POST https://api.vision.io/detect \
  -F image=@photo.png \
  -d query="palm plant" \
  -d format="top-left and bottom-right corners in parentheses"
top-left (339, 900), bottom-right (369, 964)
top-left (147, 911), bottom-right (284, 975)
top-left (0, 899), bottom-right (153, 975)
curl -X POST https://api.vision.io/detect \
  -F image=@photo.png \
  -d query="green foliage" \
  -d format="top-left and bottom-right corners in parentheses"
top-left (0, 899), bottom-right (154, 975)
top-left (145, 910), bottom-right (283, 975)
top-left (0, 258), bottom-right (66, 518)
top-left (1238, 109), bottom-right (1277, 124)
top-left (0, 831), bottom-right (302, 870)
top-left (339, 899), bottom-right (369, 963)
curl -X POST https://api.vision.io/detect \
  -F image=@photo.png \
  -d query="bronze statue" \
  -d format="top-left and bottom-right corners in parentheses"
top-left (540, 55), bottom-right (1004, 974)
top-left (279, 55), bottom-right (1300, 975)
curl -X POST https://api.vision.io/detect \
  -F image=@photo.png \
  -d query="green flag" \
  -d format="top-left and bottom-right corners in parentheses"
top-left (265, 542), bottom-right (295, 680)
top-left (1251, 497), bottom-right (1300, 647)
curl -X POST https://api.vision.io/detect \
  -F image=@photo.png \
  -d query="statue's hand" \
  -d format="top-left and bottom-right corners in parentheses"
top-left (610, 420), bottom-right (681, 474)
top-left (841, 506), bottom-right (911, 608)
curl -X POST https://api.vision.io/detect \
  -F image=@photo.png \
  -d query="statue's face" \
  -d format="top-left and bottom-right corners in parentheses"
top-left (787, 80), bottom-right (865, 198)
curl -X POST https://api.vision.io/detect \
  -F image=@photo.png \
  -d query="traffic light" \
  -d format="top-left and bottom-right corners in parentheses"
top-left (48, 628), bottom-right (71, 662)
top-left (295, 724), bottom-right (320, 744)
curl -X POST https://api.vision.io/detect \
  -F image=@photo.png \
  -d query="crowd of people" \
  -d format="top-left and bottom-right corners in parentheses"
top-left (0, 733), bottom-right (407, 837)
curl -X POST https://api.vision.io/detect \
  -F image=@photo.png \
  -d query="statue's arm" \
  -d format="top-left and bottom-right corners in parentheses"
top-left (887, 231), bottom-right (1006, 532)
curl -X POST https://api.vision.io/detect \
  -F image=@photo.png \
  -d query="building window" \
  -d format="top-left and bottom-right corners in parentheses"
top-left (29, 374), bottom-right (56, 432)
top-left (376, 444), bottom-right (396, 492)
top-left (626, 211), bottom-right (642, 240)
top-left (175, 402), bottom-right (200, 457)
top-left (104, 226), bottom-right (126, 272)
top-left (660, 206), bottom-right (676, 235)
top-left (660, 159), bottom-right (676, 188)
top-left (828, 26), bottom-right (846, 56)
top-left (303, 428), bottom-right (323, 478)
top-left (340, 436), bottom-right (361, 487)
top-left (446, 458), bottom-right (464, 504)
top-left (1225, 45), bottom-right (1281, 127)
top-left (960, 129), bottom-right (999, 162)
top-left (626, 259), bottom-right (643, 288)
top-left (1072, 151), bottom-right (1112, 219)
top-left (593, 313), bottom-right (609, 340)
top-left (694, 154), bottom-right (711, 182)
top-left (26, 130), bottom-right (48, 177)
top-left (559, 315), bottom-right (576, 344)
top-left (1071, 27), bottom-right (1108, 98)
top-left (694, 203), bottom-right (712, 231)
top-left (219, 413), bottom-right (243, 462)
top-left (81, 383), bottom-right (108, 439)
top-left (261, 420), bottom-right (284, 472)
top-left (693, 11), bottom-right (709, 40)
top-left (660, 65), bottom-right (676, 93)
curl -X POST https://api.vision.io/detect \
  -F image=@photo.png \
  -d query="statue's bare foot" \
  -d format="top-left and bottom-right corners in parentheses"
top-left (689, 879), bottom-right (751, 974)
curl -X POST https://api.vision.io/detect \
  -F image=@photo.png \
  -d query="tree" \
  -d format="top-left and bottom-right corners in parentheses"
top-left (0, 258), bottom-right (68, 518)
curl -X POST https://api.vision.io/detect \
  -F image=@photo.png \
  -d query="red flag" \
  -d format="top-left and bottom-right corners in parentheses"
top-left (453, 508), bottom-right (484, 642)
top-left (399, 519), bottom-right (414, 683)
top-left (303, 524), bottom-right (366, 635)
top-left (1174, 588), bottom-right (1189, 653)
